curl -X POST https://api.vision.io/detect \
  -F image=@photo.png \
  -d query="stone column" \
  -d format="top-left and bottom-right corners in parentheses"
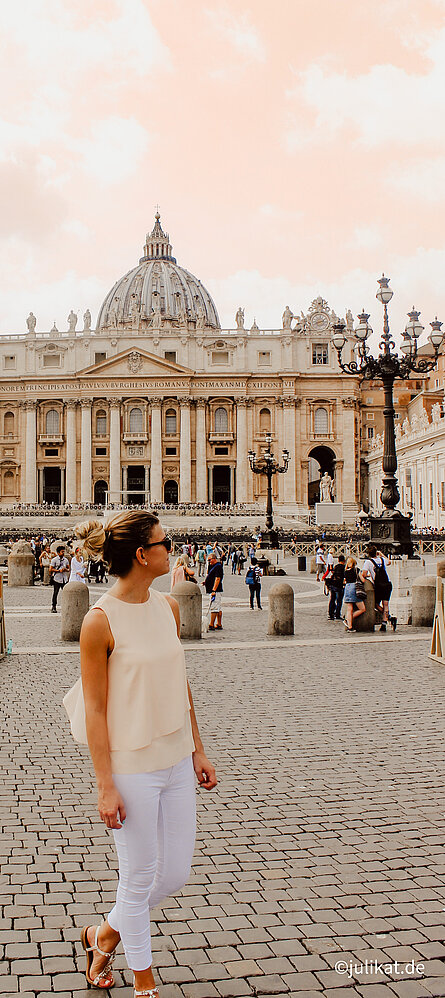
top-left (179, 402), bottom-right (191, 502)
top-left (80, 400), bottom-right (92, 504)
top-left (65, 401), bottom-right (78, 503)
top-left (342, 398), bottom-right (358, 508)
top-left (150, 399), bottom-right (162, 502)
top-left (235, 399), bottom-right (248, 503)
top-left (24, 402), bottom-right (37, 502)
top-left (109, 402), bottom-right (121, 503)
top-left (195, 399), bottom-right (207, 502)
top-left (283, 399), bottom-right (297, 503)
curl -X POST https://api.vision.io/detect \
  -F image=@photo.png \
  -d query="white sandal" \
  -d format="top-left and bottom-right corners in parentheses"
top-left (81, 924), bottom-right (117, 989)
top-left (134, 990), bottom-right (159, 997)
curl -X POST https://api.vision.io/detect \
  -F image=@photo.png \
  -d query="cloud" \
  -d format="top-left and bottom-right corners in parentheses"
top-left (386, 156), bottom-right (445, 203)
top-left (76, 116), bottom-right (150, 184)
top-left (205, 7), bottom-right (266, 62)
top-left (287, 27), bottom-right (445, 147)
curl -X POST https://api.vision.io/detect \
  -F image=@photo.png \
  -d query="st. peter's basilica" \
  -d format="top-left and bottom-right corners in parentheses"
top-left (0, 214), bottom-right (365, 517)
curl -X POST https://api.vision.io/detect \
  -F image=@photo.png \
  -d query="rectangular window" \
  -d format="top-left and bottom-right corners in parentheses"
top-left (366, 412), bottom-right (374, 420)
top-left (164, 351), bottom-right (177, 364)
top-left (258, 351), bottom-right (271, 366)
top-left (215, 446), bottom-right (229, 455)
top-left (430, 482), bottom-right (434, 510)
top-left (3, 355), bottom-right (16, 370)
top-left (95, 352), bottom-right (107, 364)
top-left (441, 482), bottom-right (445, 507)
top-left (212, 351), bottom-right (229, 365)
top-left (165, 413), bottom-right (177, 434)
top-left (419, 483), bottom-right (423, 510)
top-left (165, 446), bottom-right (177, 455)
top-left (367, 426), bottom-right (374, 439)
top-left (45, 448), bottom-right (58, 456)
top-left (405, 469), bottom-right (412, 488)
top-left (312, 343), bottom-right (328, 365)
top-left (95, 447), bottom-right (107, 456)
top-left (43, 354), bottom-right (60, 367)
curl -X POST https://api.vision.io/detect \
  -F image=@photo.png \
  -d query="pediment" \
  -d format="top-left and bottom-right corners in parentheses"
top-left (78, 348), bottom-right (193, 378)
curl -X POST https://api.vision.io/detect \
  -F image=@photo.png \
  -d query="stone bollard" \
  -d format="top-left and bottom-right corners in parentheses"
top-left (8, 540), bottom-right (34, 587)
top-left (0, 545), bottom-right (9, 567)
top-left (61, 581), bottom-right (90, 641)
top-left (436, 560), bottom-right (445, 579)
top-left (43, 566), bottom-right (51, 585)
top-left (310, 556), bottom-right (317, 574)
top-left (412, 575), bottom-right (437, 627)
top-left (171, 581), bottom-right (202, 639)
top-left (268, 582), bottom-right (294, 635)
top-left (353, 578), bottom-right (375, 632)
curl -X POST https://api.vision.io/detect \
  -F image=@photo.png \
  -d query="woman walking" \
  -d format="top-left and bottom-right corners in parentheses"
top-left (343, 556), bottom-right (366, 631)
top-left (63, 511), bottom-right (217, 997)
top-left (69, 545), bottom-right (87, 583)
top-left (170, 553), bottom-right (196, 589)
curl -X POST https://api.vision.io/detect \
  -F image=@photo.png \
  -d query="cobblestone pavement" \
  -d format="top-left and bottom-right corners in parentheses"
top-left (2, 564), bottom-right (445, 997)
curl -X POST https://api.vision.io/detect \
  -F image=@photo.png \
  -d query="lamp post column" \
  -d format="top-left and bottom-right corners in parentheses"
top-left (381, 373), bottom-right (399, 511)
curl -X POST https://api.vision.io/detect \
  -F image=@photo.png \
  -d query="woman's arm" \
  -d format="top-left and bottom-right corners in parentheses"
top-left (164, 594), bottom-right (217, 790)
top-left (80, 610), bottom-right (126, 828)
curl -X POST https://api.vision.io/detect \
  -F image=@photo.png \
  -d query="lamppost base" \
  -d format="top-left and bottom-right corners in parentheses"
top-left (257, 528), bottom-right (280, 550)
top-left (369, 511), bottom-right (414, 557)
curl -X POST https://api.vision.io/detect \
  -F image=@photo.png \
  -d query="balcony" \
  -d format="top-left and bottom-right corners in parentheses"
top-left (38, 433), bottom-right (64, 445)
top-left (209, 431), bottom-right (234, 443)
top-left (123, 432), bottom-right (148, 443)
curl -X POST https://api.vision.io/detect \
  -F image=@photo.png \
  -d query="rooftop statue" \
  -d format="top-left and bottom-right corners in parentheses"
top-left (27, 311), bottom-right (36, 333)
top-left (235, 307), bottom-right (244, 330)
top-left (67, 310), bottom-right (77, 332)
top-left (282, 305), bottom-right (293, 329)
top-left (83, 309), bottom-right (91, 332)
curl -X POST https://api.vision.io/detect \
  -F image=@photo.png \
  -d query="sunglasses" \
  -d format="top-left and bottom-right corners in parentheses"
top-left (144, 536), bottom-right (172, 552)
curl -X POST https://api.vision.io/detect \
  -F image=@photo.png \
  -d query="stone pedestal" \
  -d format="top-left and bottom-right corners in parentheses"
top-left (315, 502), bottom-right (343, 526)
top-left (61, 581), bottom-right (89, 641)
top-left (412, 576), bottom-right (436, 627)
top-left (354, 578), bottom-right (375, 632)
top-left (8, 541), bottom-right (34, 587)
top-left (268, 582), bottom-right (294, 635)
top-left (436, 560), bottom-right (445, 579)
top-left (386, 559), bottom-right (425, 625)
top-left (0, 545), bottom-right (9, 567)
top-left (171, 581), bottom-right (202, 639)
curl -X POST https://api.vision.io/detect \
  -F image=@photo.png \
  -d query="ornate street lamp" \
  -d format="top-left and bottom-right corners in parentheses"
top-left (248, 432), bottom-right (290, 549)
top-left (332, 275), bottom-right (443, 555)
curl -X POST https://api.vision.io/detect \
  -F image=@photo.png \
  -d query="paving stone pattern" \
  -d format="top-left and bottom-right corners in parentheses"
top-left (1, 566), bottom-right (445, 996)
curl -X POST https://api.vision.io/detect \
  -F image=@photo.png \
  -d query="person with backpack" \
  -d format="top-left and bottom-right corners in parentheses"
top-left (361, 544), bottom-right (396, 632)
top-left (245, 558), bottom-right (263, 609)
top-left (328, 553), bottom-right (345, 621)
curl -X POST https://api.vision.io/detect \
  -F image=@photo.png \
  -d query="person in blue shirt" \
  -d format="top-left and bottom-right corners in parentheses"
top-left (203, 553), bottom-right (223, 630)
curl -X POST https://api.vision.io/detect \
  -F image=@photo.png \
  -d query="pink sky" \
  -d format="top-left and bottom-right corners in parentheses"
top-left (1, 0), bottom-right (445, 339)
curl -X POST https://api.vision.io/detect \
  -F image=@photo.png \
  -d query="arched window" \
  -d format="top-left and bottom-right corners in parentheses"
top-left (4, 471), bottom-right (14, 495)
top-left (259, 407), bottom-right (271, 433)
top-left (46, 409), bottom-right (60, 435)
top-left (165, 409), bottom-right (177, 435)
top-left (4, 411), bottom-right (14, 436)
top-left (215, 407), bottom-right (228, 432)
top-left (314, 407), bottom-right (329, 435)
top-left (96, 409), bottom-right (107, 436)
top-left (129, 407), bottom-right (143, 433)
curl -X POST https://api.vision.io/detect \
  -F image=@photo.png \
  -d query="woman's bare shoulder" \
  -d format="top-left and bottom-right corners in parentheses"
top-left (81, 605), bottom-right (113, 644)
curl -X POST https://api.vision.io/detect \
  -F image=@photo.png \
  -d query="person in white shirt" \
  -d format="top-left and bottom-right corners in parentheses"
top-left (69, 546), bottom-right (87, 584)
top-left (315, 543), bottom-right (326, 581)
top-left (361, 544), bottom-right (396, 632)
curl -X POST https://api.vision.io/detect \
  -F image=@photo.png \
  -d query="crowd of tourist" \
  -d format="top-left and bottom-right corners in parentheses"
top-left (313, 540), bottom-right (397, 633)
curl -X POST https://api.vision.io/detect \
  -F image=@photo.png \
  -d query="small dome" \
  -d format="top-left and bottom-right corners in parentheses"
top-left (96, 213), bottom-right (220, 332)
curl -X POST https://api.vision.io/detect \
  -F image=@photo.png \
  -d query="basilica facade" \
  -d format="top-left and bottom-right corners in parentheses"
top-left (0, 214), bottom-right (363, 518)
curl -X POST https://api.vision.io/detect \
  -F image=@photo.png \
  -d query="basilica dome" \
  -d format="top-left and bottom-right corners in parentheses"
top-left (96, 213), bottom-right (220, 332)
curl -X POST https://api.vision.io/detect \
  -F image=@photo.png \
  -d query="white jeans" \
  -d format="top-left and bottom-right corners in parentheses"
top-left (108, 755), bottom-right (196, 971)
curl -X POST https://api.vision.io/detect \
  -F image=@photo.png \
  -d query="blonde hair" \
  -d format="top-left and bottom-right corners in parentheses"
top-left (173, 554), bottom-right (190, 570)
top-left (75, 509), bottom-right (159, 577)
top-left (345, 556), bottom-right (356, 570)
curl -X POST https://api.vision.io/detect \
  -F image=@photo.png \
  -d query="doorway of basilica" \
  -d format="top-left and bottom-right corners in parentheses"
top-left (164, 479), bottom-right (178, 504)
top-left (127, 466), bottom-right (145, 504)
top-left (212, 466), bottom-right (231, 505)
top-left (43, 467), bottom-right (61, 505)
top-left (308, 446), bottom-right (336, 506)
top-left (94, 480), bottom-right (107, 505)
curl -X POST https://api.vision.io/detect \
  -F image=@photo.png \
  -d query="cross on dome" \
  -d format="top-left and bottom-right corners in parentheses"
top-left (140, 211), bottom-right (176, 263)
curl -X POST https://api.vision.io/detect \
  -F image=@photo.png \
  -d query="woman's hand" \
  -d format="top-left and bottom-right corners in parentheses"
top-left (193, 750), bottom-right (217, 790)
top-left (98, 785), bottom-right (127, 829)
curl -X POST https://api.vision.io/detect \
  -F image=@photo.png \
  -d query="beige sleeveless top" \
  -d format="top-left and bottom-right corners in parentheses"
top-left (63, 588), bottom-right (194, 774)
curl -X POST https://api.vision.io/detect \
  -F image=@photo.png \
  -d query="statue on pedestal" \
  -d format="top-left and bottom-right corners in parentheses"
top-left (83, 309), bottom-right (91, 332)
top-left (67, 310), bottom-right (77, 332)
top-left (282, 305), bottom-right (293, 329)
top-left (235, 307), bottom-right (244, 330)
top-left (26, 312), bottom-right (36, 334)
top-left (319, 472), bottom-right (334, 502)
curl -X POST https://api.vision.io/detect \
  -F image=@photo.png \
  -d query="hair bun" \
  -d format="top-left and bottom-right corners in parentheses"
top-left (74, 519), bottom-right (106, 561)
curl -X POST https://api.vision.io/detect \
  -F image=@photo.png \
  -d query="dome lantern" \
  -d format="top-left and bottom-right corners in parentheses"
top-left (140, 211), bottom-right (176, 264)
